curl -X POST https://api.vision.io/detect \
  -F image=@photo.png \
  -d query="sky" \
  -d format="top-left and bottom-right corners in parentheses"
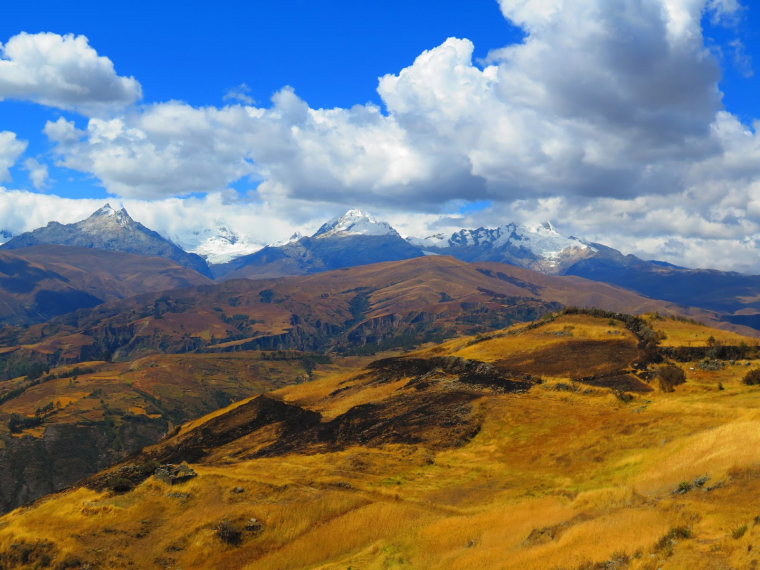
top-left (1, 0), bottom-right (760, 271)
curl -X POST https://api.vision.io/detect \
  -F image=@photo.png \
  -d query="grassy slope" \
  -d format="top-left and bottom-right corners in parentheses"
top-left (2, 315), bottom-right (760, 568)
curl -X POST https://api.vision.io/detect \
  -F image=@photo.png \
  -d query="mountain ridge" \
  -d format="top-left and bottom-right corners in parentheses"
top-left (1, 204), bottom-right (212, 277)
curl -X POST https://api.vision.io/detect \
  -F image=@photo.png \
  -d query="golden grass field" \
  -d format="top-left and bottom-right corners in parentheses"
top-left (2, 314), bottom-right (760, 569)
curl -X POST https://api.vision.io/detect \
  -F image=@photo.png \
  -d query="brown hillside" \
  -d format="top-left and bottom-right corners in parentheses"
top-left (0, 350), bottom-right (370, 513)
top-left (0, 256), bottom-right (745, 374)
top-left (3, 313), bottom-right (760, 568)
top-left (0, 245), bottom-right (211, 325)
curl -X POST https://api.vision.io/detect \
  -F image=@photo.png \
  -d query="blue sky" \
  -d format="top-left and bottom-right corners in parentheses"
top-left (2, 0), bottom-right (760, 273)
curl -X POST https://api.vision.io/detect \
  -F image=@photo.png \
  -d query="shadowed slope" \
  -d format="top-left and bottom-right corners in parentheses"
top-left (0, 246), bottom-right (211, 325)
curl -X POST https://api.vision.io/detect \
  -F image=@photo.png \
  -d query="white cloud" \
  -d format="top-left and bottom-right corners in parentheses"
top-left (23, 158), bottom-right (49, 189)
top-left (0, 32), bottom-right (141, 114)
top-left (0, 132), bottom-right (26, 182)
top-left (44, 0), bottom-right (735, 203)
top-left (223, 83), bottom-right (255, 105)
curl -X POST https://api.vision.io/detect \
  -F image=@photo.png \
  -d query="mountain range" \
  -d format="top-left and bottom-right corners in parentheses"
top-left (0, 252), bottom-right (744, 512)
top-left (4, 205), bottom-right (760, 331)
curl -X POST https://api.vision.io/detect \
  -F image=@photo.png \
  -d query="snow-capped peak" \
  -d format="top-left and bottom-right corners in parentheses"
top-left (513, 222), bottom-right (593, 261)
top-left (406, 220), bottom-right (597, 274)
top-left (81, 204), bottom-right (134, 229)
top-left (407, 233), bottom-right (450, 249)
top-left (171, 223), bottom-right (262, 265)
top-left (92, 203), bottom-right (117, 217)
top-left (312, 209), bottom-right (399, 239)
top-left (270, 232), bottom-right (304, 247)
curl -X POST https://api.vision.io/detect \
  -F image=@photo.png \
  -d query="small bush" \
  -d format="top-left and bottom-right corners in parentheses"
top-left (674, 481), bottom-right (693, 495)
top-left (732, 524), bottom-right (748, 539)
top-left (655, 526), bottom-right (693, 555)
top-left (694, 475), bottom-right (710, 488)
top-left (215, 520), bottom-right (243, 546)
top-left (743, 368), bottom-right (760, 386)
top-left (107, 477), bottom-right (134, 494)
top-left (699, 359), bottom-right (724, 371)
top-left (657, 364), bottom-right (686, 393)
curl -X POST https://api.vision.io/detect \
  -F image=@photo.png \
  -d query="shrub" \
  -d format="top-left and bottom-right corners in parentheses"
top-left (744, 368), bottom-right (760, 386)
top-left (655, 526), bottom-right (693, 555)
top-left (732, 524), bottom-right (748, 539)
top-left (215, 520), bottom-right (243, 546)
top-left (657, 364), bottom-right (686, 393)
top-left (674, 481), bottom-right (693, 495)
top-left (694, 475), bottom-right (710, 488)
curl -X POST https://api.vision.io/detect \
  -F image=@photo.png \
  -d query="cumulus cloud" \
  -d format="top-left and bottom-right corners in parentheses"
top-left (23, 158), bottom-right (49, 189)
top-left (0, 32), bottom-right (141, 114)
top-left (46, 104), bottom-right (257, 198)
top-left (0, 131), bottom-right (26, 182)
top-left (44, 0), bottom-right (739, 203)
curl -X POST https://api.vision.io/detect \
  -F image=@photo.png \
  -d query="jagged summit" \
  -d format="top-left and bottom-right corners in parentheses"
top-left (271, 232), bottom-right (304, 247)
top-left (79, 203), bottom-right (136, 231)
top-left (92, 203), bottom-right (117, 216)
top-left (313, 208), bottom-right (399, 239)
top-left (1, 205), bottom-right (212, 277)
top-left (409, 221), bottom-right (595, 274)
top-left (89, 202), bottom-right (130, 222)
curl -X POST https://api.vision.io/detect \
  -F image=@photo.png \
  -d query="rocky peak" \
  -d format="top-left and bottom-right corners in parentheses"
top-left (313, 209), bottom-right (399, 239)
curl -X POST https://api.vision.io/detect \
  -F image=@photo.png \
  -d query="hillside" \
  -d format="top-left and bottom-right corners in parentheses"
top-left (0, 256), bottom-right (733, 514)
top-left (2, 312), bottom-right (760, 568)
top-left (0, 349), bottom-right (372, 512)
top-left (0, 245), bottom-right (211, 325)
top-left (0, 256), bottom-right (733, 378)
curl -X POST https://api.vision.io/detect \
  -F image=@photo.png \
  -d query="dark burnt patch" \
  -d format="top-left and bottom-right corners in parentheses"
top-left (367, 356), bottom-right (535, 392)
top-left (147, 395), bottom-right (322, 465)
top-left (574, 373), bottom-right (653, 393)
top-left (494, 339), bottom-right (640, 378)
top-left (323, 390), bottom-right (481, 450)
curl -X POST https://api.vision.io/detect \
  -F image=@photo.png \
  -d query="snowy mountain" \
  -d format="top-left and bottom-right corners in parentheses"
top-left (1, 204), bottom-right (212, 277)
top-left (212, 209), bottom-right (422, 279)
top-left (313, 209), bottom-right (399, 239)
top-left (411, 221), bottom-right (597, 274)
top-left (172, 224), bottom-right (262, 265)
top-left (0, 230), bottom-right (12, 245)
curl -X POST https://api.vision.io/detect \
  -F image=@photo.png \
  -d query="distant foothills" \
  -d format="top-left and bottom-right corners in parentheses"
top-left (1, 204), bottom-right (760, 330)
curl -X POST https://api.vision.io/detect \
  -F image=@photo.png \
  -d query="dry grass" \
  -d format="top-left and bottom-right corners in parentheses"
top-left (4, 314), bottom-right (760, 568)
top-left (652, 316), bottom-right (759, 347)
